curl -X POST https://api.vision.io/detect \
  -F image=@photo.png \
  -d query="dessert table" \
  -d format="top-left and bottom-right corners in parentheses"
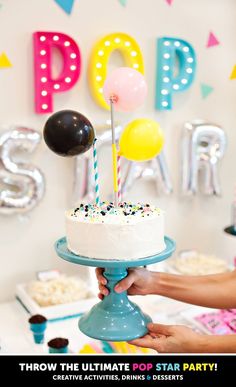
top-left (0, 296), bottom-right (214, 354)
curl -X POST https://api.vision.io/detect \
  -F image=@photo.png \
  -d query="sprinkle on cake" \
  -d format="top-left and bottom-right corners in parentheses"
top-left (69, 202), bottom-right (162, 224)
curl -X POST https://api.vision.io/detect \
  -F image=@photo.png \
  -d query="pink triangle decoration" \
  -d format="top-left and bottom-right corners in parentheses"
top-left (206, 32), bottom-right (220, 48)
top-left (165, 0), bottom-right (173, 5)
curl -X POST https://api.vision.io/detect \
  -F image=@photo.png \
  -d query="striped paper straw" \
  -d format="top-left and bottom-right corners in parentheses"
top-left (93, 138), bottom-right (100, 206)
top-left (117, 153), bottom-right (122, 204)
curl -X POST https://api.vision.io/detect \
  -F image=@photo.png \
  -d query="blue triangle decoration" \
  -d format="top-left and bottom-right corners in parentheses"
top-left (200, 83), bottom-right (214, 99)
top-left (54, 0), bottom-right (75, 15)
top-left (118, 0), bottom-right (127, 6)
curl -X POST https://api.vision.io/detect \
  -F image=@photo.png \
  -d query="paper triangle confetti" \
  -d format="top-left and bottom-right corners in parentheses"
top-left (206, 32), bottom-right (220, 48)
top-left (0, 53), bottom-right (12, 68)
top-left (230, 65), bottom-right (236, 80)
top-left (54, 0), bottom-right (75, 15)
top-left (201, 83), bottom-right (214, 99)
top-left (118, 0), bottom-right (127, 6)
top-left (165, 0), bottom-right (173, 5)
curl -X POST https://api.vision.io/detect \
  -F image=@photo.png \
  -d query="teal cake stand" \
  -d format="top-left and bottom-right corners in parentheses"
top-left (55, 236), bottom-right (175, 342)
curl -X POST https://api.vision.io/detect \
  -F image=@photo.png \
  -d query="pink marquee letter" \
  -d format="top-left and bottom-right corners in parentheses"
top-left (33, 31), bottom-right (81, 114)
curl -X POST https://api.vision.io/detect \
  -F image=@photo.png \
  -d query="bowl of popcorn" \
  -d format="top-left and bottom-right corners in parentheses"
top-left (16, 274), bottom-right (97, 319)
top-left (166, 250), bottom-right (229, 276)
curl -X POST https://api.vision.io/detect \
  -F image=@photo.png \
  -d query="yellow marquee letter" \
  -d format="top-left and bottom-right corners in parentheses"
top-left (88, 32), bottom-right (145, 110)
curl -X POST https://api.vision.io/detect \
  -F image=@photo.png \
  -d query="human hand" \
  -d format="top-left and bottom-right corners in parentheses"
top-left (128, 323), bottom-right (206, 353)
top-left (95, 267), bottom-right (155, 300)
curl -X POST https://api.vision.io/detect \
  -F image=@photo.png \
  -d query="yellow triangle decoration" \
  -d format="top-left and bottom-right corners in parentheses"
top-left (0, 52), bottom-right (12, 68)
top-left (230, 65), bottom-right (236, 80)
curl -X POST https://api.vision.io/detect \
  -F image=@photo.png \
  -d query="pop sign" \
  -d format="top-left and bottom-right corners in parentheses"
top-left (33, 31), bottom-right (197, 114)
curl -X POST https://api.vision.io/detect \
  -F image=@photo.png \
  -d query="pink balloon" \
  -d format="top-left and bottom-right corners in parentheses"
top-left (103, 67), bottom-right (147, 112)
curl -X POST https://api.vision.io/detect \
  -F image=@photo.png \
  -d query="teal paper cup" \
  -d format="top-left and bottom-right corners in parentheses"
top-left (49, 346), bottom-right (68, 354)
top-left (30, 321), bottom-right (47, 344)
top-left (28, 315), bottom-right (47, 344)
top-left (48, 338), bottom-right (69, 354)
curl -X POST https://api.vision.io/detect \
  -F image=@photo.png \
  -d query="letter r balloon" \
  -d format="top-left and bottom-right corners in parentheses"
top-left (33, 32), bottom-right (81, 114)
top-left (155, 37), bottom-right (197, 110)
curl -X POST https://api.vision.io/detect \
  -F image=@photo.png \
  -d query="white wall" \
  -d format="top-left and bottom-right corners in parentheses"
top-left (0, 0), bottom-right (236, 302)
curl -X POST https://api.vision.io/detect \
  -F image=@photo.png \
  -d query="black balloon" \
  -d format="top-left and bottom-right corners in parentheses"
top-left (43, 110), bottom-right (95, 157)
top-left (224, 226), bottom-right (236, 236)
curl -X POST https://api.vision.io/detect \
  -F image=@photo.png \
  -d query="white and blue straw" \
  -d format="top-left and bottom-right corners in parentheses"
top-left (93, 138), bottom-right (100, 206)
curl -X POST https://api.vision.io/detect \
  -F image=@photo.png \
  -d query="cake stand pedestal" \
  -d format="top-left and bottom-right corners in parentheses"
top-left (55, 236), bottom-right (175, 342)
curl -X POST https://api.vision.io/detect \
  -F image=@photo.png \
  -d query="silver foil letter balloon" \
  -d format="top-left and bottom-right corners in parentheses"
top-left (181, 121), bottom-right (227, 196)
top-left (0, 127), bottom-right (45, 214)
top-left (72, 153), bottom-right (94, 204)
top-left (73, 124), bottom-right (123, 204)
top-left (122, 152), bottom-right (173, 197)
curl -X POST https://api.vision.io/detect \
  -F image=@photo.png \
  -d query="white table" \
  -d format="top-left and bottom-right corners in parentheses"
top-left (0, 296), bottom-right (213, 354)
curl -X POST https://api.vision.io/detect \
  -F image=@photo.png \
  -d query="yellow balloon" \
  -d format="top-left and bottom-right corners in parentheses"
top-left (119, 118), bottom-right (164, 161)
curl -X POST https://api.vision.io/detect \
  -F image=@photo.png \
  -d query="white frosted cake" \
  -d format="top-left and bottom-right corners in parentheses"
top-left (65, 202), bottom-right (165, 260)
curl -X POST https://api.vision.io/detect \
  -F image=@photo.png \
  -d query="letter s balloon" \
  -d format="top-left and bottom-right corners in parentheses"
top-left (0, 127), bottom-right (45, 214)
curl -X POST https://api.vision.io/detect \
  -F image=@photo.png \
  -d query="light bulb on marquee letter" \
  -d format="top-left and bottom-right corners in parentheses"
top-left (33, 31), bottom-right (81, 114)
top-left (155, 37), bottom-right (197, 110)
top-left (88, 32), bottom-right (145, 110)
